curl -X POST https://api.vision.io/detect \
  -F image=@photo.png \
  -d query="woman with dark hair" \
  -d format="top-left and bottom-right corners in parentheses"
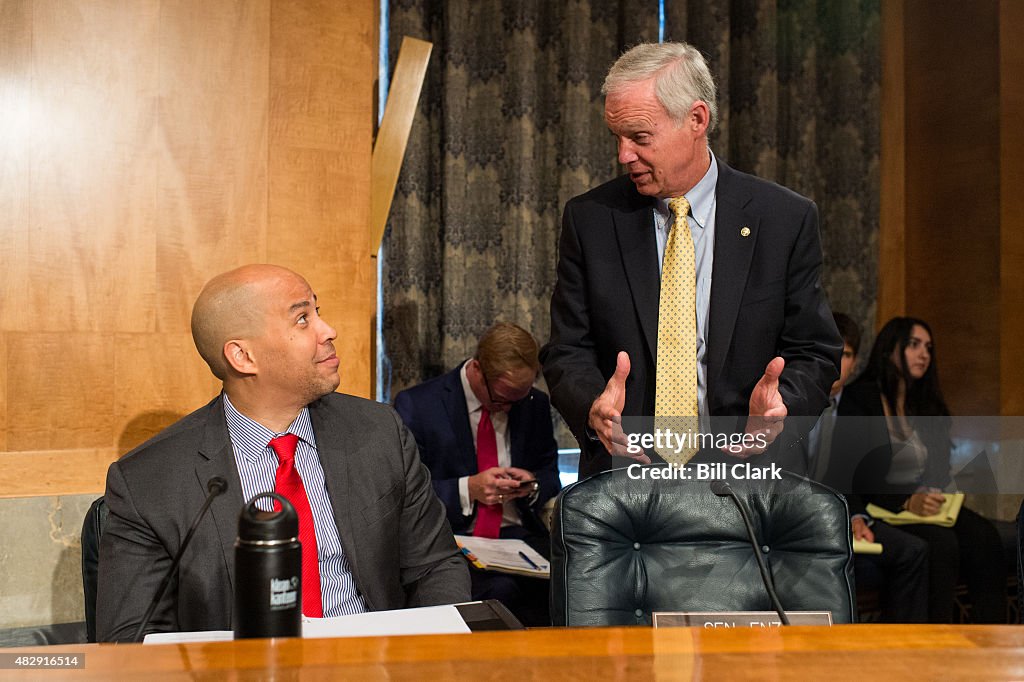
top-left (835, 317), bottom-right (1006, 623)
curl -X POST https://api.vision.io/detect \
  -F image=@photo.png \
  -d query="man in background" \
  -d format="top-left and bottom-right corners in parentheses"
top-left (813, 312), bottom-right (928, 622)
top-left (395, 322), bottom-right (561, 626)
top-left (541, 41), bottom-right (840, 478)
top-left (97, 264), bottom-right (469, 641)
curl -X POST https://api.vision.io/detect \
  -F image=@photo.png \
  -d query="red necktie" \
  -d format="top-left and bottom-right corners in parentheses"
top-left (474, 407), bottom-right (502, 538)
top-left (269, 433), bottom-right (323, 617)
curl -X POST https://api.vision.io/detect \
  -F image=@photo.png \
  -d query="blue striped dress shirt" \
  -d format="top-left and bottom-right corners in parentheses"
top-left (223, 393), bottom-right (366, 617)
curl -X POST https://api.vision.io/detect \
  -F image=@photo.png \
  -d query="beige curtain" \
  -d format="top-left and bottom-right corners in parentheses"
top-left (383, 0), bottom-right (880, 398)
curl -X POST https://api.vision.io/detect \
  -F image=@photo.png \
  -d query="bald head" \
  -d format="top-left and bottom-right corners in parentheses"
top-left (191, 264), bottom-right (303, 380)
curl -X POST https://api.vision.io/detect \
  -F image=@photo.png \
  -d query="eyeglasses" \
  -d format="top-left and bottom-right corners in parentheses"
top-left (481, 372), bottom-right (533, 407)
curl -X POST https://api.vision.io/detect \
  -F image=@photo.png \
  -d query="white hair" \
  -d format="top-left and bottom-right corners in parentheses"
top-left (602, 42), bottom-right (718, 133)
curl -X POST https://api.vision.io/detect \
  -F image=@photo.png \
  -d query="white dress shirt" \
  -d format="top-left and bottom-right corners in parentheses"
top-left (223, 393), bottom-right (366, 616)
top-left (457, 361), bottom-right (523, 528)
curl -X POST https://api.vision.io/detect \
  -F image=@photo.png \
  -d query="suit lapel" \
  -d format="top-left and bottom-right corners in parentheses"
top-left (613, 187), bottom-right (660, 362)
top-left (442, 366), bottom-right (477, 471)
top-left (194, 396), bottom-right (245, 598)
top-left (708, 161), bottom-right (758, 392)
top-left (508, 401), bottom-right (524, 467)
top-left (308, 398), bottom-right (366, 603)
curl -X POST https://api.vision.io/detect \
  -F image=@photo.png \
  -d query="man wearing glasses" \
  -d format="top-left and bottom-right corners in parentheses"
top-left (394, 322), bottom-right (561, 625)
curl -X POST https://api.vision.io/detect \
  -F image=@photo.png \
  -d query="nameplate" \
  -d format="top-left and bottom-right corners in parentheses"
top-left (652, 611), bottom-right (833, 628)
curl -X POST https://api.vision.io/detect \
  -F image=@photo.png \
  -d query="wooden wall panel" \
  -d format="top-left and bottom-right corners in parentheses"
top-left (155, 0), bottom-right (270, 333)
top-left (1001, 0), bottom-right (1024, 416)
top-left (0, 334), bottom-right (6, 452)
top-left (0, 0), bottom-right (377, 497)
top-left (0, 2), bottom-right (29, 455)
top-left (113, 333), bottom-right (221, 452)
top-left (7, 332), bottom-right (114, 450)
top-left (902, 0), bottom-right (1000, 416)
top-left (0, 0), bottom-right (33, 348)
top-left (0, 450), bottom-right (114, 496)
top-left (877, 0), bottom-right (905, 326)
top-left (268, 0), bottom-right (376, 396)
top-left (16, 0), bottom-right (160, 335)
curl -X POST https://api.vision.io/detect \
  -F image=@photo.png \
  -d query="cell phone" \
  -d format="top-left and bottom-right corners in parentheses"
top-left (516, 478), bottom-right (538, 490)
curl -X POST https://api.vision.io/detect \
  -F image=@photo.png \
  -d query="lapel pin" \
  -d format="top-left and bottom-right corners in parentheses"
top-left (740, 227), bottom-right (751, 237)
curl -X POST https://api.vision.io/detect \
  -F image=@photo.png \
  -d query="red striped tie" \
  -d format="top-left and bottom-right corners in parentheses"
top-left (473, 408), bottom-right (502, 538)
top-left (269, 433), bottom-right (323, 617)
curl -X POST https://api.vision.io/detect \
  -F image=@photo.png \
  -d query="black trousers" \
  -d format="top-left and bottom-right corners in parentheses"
top-left (469, 525), bottom-right (551, 627)
top-left (854, 520), bottom-right (929, 622)
top-left (899, 506), bottom-right (1007, 623)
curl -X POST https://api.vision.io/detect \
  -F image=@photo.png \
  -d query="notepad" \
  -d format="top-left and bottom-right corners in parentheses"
top-left (454, 535), bottom-right (550, 577)
top-left (866, 492), bottom-right (964, 528)
top-left (852, 538), bottom-right (883, 555)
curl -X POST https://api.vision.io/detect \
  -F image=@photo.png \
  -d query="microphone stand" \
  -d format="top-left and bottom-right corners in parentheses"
top-left (710, 479), bottom-right (790, 625)
top-left (132, 476), bottom-right (228, 642)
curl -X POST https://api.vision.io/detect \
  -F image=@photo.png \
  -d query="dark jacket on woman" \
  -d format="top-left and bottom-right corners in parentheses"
top-left (826, 377), bottom-right (952, 516)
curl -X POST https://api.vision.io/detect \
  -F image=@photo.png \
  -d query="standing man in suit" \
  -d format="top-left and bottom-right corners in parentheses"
top-left (541, 42), bottom-right (841, 478)
top-left (394, 322), bottom-right (561, 625)
top-left (97, 264), bottom-right (469, 642)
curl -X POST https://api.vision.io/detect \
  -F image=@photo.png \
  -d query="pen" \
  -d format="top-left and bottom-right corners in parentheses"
top-left (518, 551), bottom-right (540, 570)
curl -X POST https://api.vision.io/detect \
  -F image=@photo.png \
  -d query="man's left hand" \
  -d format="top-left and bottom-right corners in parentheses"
top-left (499, 467), bottom-right (538, 501)
top-left (725, 356), bottom-right (788, 458)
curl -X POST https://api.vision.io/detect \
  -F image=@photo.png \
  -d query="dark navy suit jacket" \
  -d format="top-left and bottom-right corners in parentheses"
top-left (541, 158), bottom-right (842, 478)
top-left (394, 364), bottom-right (561, 536)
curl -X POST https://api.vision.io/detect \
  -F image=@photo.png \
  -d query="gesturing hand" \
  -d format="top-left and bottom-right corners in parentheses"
top-left (727, 356), bottom-right (788, 458)
top-left (587, 352), bottom-right (649, 462)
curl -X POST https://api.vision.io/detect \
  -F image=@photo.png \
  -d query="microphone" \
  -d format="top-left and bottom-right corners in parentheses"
top-left (133, 476), bottom-right (228, 642)
top-left (710, 479), bottom-right (790, 625)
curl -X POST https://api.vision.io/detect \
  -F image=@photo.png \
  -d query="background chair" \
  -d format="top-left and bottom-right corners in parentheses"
top-left (81, 496), bottom-right (108, 643)
top-left (1018, 498), bottom-right (1023, 623)
top-left (550, 466), bottom-right (856, 626)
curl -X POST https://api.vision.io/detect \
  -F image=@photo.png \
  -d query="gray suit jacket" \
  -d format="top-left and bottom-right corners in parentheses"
top-left (97, 392), bottom-right (470, 642)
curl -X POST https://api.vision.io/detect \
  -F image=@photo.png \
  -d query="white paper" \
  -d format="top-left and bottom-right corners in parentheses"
top-left (454, 535), bottom-right (549, 575)
top-left (302, 604), bottom-right (471, 638)
top-left (142, 605), bottom-right (471, 644)
top-left (144, 630), bottom-right (233, 644)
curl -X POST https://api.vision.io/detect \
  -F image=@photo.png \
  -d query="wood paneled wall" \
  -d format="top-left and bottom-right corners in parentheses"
top-left (1001, 0), bottom-right (1024, 416)
top-left (879, 0), bottom-right (1022, 416)
top-left (0, 0), bottom-right (377, 497)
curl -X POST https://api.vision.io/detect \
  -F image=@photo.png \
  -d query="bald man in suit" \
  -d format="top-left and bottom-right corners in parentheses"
top-left (97, 264), bottom-right (469, 641)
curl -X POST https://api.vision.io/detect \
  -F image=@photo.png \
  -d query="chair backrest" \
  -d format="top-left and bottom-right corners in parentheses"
top-left (81, 496), bottom-right (108, 643)
top-left (1018, 498), bottom-right (1024, 623)
top-left (550, 466), bottom-right (856, 626)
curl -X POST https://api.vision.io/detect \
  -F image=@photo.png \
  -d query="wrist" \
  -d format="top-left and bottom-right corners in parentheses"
top-left (852, 513), bottom-right (873, 528)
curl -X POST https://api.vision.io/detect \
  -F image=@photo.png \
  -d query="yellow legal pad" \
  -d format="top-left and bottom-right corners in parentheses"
top-left (853, 538), bottom-right (883, 555)
top-left (866, 492), bottom-right (964, 528)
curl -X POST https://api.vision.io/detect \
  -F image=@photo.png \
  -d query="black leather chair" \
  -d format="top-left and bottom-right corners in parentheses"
top-left (81, 496), bottom-right (108, 643)
top-left (1017, 498), bottom-right (1023, 623)
top-left (550, 466), bottom-right (856, 626)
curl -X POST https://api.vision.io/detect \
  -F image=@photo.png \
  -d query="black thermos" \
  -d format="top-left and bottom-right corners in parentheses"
top-left (234, 491), bottom-right (302, 639)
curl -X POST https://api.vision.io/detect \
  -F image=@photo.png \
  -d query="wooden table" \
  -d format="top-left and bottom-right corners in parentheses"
top-left (4, 625), bottom-right (1024, 680)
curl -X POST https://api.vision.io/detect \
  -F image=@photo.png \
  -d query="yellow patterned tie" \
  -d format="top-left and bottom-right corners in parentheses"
top-left (655, 197), bottom-right (699, 464)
